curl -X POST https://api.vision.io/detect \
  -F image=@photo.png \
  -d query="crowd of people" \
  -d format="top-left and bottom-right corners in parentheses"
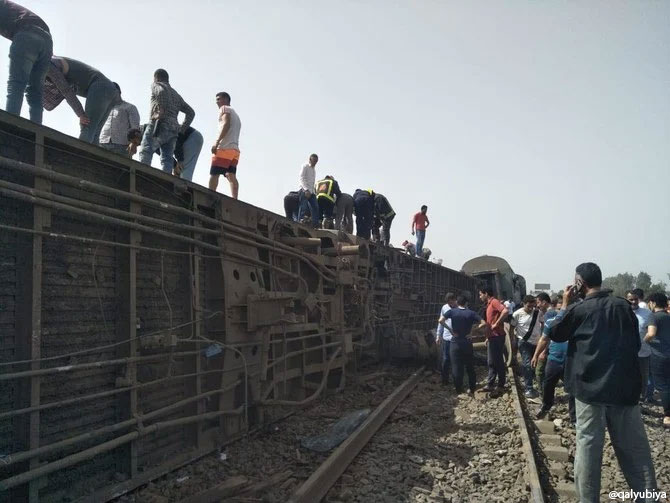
top-left (2, 0), bottom-right (437, 257)
top-left (282, 155), bottom-right (433, 255)
top-left (436, 262), bottom-right (670, 502)
top-left (0, 1), bottom-right (239, 195)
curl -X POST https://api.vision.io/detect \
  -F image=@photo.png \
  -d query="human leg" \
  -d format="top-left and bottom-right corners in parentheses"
top-left (138, 127), bottom-right (159, 165)
top-left (535, 357), bottom-right (546, 397)
top-left (226, 172), bottom-right (239, 199)
top-left (574, 399), bottom-right (607, 503)
top-left (486, 337), bottom-right (502, 388)
top-left (639, 356), bottom-right (650, 401)
top-left (491, 336), bottom-right (506, 388)
top-left (180, 130), bottom-right (203, 181)
top-left (371, 217), bottom-right (381, 242)
top-left (297, 190), bottom-right (309, 223)
top-left (6, 31), bottom-right (39, 117)
top-left (383, 214), bottom-right (394, 246)
top-left (519, 342), bottom-right (537, 392)
top-left (462, 339), bottom-right (477, 392)
top-left (80, 79), bottom-right (119, 144)
top-left (344, 203), bottom-right (354, 233)
top-left (448, 340), bottom-right (463, 390)
top-left (605, 404), bottom-right (657, 498)
top-left (651, 354), bottom-right (670, 418)
top-left (25, 30), bottom-right (52, 124)
top-left (440, 339), bottom-right (450, 385)
top-left (541, 360), bottom-right (562, 411)
top-left (415, 229), bottom-right (425, 255)
top-left (158, 134), bottom-right (178, 174)
top-left (209, 174), bottom-right (220, 192)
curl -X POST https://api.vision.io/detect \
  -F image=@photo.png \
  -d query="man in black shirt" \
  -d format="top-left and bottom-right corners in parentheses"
top-left (644, 292), bottom-right (670, 428)
top-left (549, 262), bottom-right (656, 502)
top-left (372, 193), bottom-right (395, 246)
top-left (284, 191), bottom-right (300, 221)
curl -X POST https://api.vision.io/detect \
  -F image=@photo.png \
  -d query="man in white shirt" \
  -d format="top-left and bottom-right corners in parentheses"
top-left (435, 293), bottom-right (457, 385)
top-left (511, 295), bottom-right (543, 398)
top-left (297, 154), bottom-right (319, 228)
top-left (633, 288), bottom-right (648, 310)
top-left (98, 83), bottom-right (139, 156)
top-left (626, 290), bottom-right (655, 402)
top-left (210, 92), bottom-right (242, 199)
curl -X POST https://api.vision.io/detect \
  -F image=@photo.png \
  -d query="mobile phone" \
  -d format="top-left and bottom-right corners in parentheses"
top-left (571, 279), bottom-right (584, 296)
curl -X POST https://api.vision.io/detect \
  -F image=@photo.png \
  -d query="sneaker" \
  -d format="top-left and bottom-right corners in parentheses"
top-left (663, 416), bottom-right (670, 429)
top-left (480, 385), bottom-right (494, 393)
top-left (524, 389), bottom-right (539, 399)
top-left (535, 407), bottom-right (550, 420)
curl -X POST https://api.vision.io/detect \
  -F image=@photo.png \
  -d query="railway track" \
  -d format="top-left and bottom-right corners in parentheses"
top-left (119, 360), bottom-right (544, 503)
top-left (119, 348), bottom-right (669, 503)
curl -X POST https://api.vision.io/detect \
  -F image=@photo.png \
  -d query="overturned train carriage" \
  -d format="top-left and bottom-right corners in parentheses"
top-left (0, 111), bottom-right (478, 502)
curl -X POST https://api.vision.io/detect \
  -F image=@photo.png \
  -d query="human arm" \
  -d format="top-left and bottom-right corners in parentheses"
top-left (44, 65), bottom-right (88, 123)
top-left (490, 302), bottom-right (509, 331)
top-left (211, 108), bottom-right (230, 154)
top-left (411, 214), bottom-right (416, 235)
top-left (425, 216), bottom-right (430, 228)
top-left (438, 311), bottom-right (456, 338)
top-left (547, 307), bottom-right (572, 342)
top-left (179, 99), bottom-right (195, 132)
top-left (298, 164), bottom-right (313, 196)
top-left (531, 335), bottom-right (550, 368)
top-left (128, 104), bottom-right (140, 131)
top-left (644, 324), bottom-right (657, 343)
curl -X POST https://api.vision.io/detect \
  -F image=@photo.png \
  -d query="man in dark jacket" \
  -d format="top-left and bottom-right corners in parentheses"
top-left (352, 189), bottom-right (374, 239)
top-left (549, 262), bottom-right (656, 502)
top-left (315, 175), bottom-right (342, 229)
top-left (283, 191), bottom-right (300, 221)
top-left (372, 193), bottom-right (395, 246)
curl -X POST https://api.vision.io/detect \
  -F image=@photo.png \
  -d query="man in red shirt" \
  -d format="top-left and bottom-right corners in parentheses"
top-left (479, 287), bottom-right (509, 392)
top-left (411, 205), bottom-right (430, 257)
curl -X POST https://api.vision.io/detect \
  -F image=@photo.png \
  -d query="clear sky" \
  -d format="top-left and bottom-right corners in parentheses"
top-left (3, 0), bottom-right (669, 291)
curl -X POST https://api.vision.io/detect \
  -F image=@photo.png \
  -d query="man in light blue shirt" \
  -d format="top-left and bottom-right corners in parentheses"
top-left (435, 292), bottom-right (457, 385)
top-left (626, 290), bottom-right (655, 401)
top-left (532, 309), bottom-right (576, 422)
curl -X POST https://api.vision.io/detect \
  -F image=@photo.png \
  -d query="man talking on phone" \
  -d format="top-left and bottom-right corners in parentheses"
top-left (548, 262), bottom-right (657, 503)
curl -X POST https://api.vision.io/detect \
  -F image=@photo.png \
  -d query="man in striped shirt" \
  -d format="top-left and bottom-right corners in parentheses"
top-left (138, 69), bottom-right (194, 174)
top-left (99, 83), bottom-right (139, 156)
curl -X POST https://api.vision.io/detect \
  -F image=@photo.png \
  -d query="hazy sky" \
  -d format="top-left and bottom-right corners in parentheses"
top-left (3, 1), bottom-right (669, 291)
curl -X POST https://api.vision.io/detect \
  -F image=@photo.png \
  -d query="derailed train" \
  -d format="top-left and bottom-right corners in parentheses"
top-left (0, 111), bottom-right (483, 502)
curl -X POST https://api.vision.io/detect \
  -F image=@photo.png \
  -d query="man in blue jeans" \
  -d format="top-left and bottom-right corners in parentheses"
top-left (139, 69), bottom-right (195, 173)
top-left (511, 295), bottom-right (543, 398)
top-left (549, 262), bottom-right (656, 502)
top-left (297, 154), bottom-right (319, 228)
top-left (43, 57), bottom-right (120, 143)
top-left (174, 127), bottom-right (203, 181)
top-left (1, 1), bottom-right (52, 124)
top-left (435, 293), bottom-right (457, 385)
top-left (443, 295), bottom-right (487, 394)
top-left (411, 205), bottom-right (429, 257)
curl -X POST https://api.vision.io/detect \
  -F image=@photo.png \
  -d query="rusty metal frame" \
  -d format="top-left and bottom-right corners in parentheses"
top-left (0, 110), bottom-right (480, 502)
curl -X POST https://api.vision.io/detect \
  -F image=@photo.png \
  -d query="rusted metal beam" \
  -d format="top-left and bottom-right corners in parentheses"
top-left (508, 367), bottom-right (545, 503)
top-left (288, 367), bottom-right (425, 503)
top-left (178, 475), bottom-right (249, 503)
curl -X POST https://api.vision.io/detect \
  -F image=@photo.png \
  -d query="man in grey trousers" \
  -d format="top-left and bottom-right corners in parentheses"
top-left (549, 262), bottom-right (656, 502)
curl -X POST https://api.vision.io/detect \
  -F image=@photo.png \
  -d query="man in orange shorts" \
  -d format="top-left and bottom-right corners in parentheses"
top-left (210, 92), bottom-right (242, 199)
